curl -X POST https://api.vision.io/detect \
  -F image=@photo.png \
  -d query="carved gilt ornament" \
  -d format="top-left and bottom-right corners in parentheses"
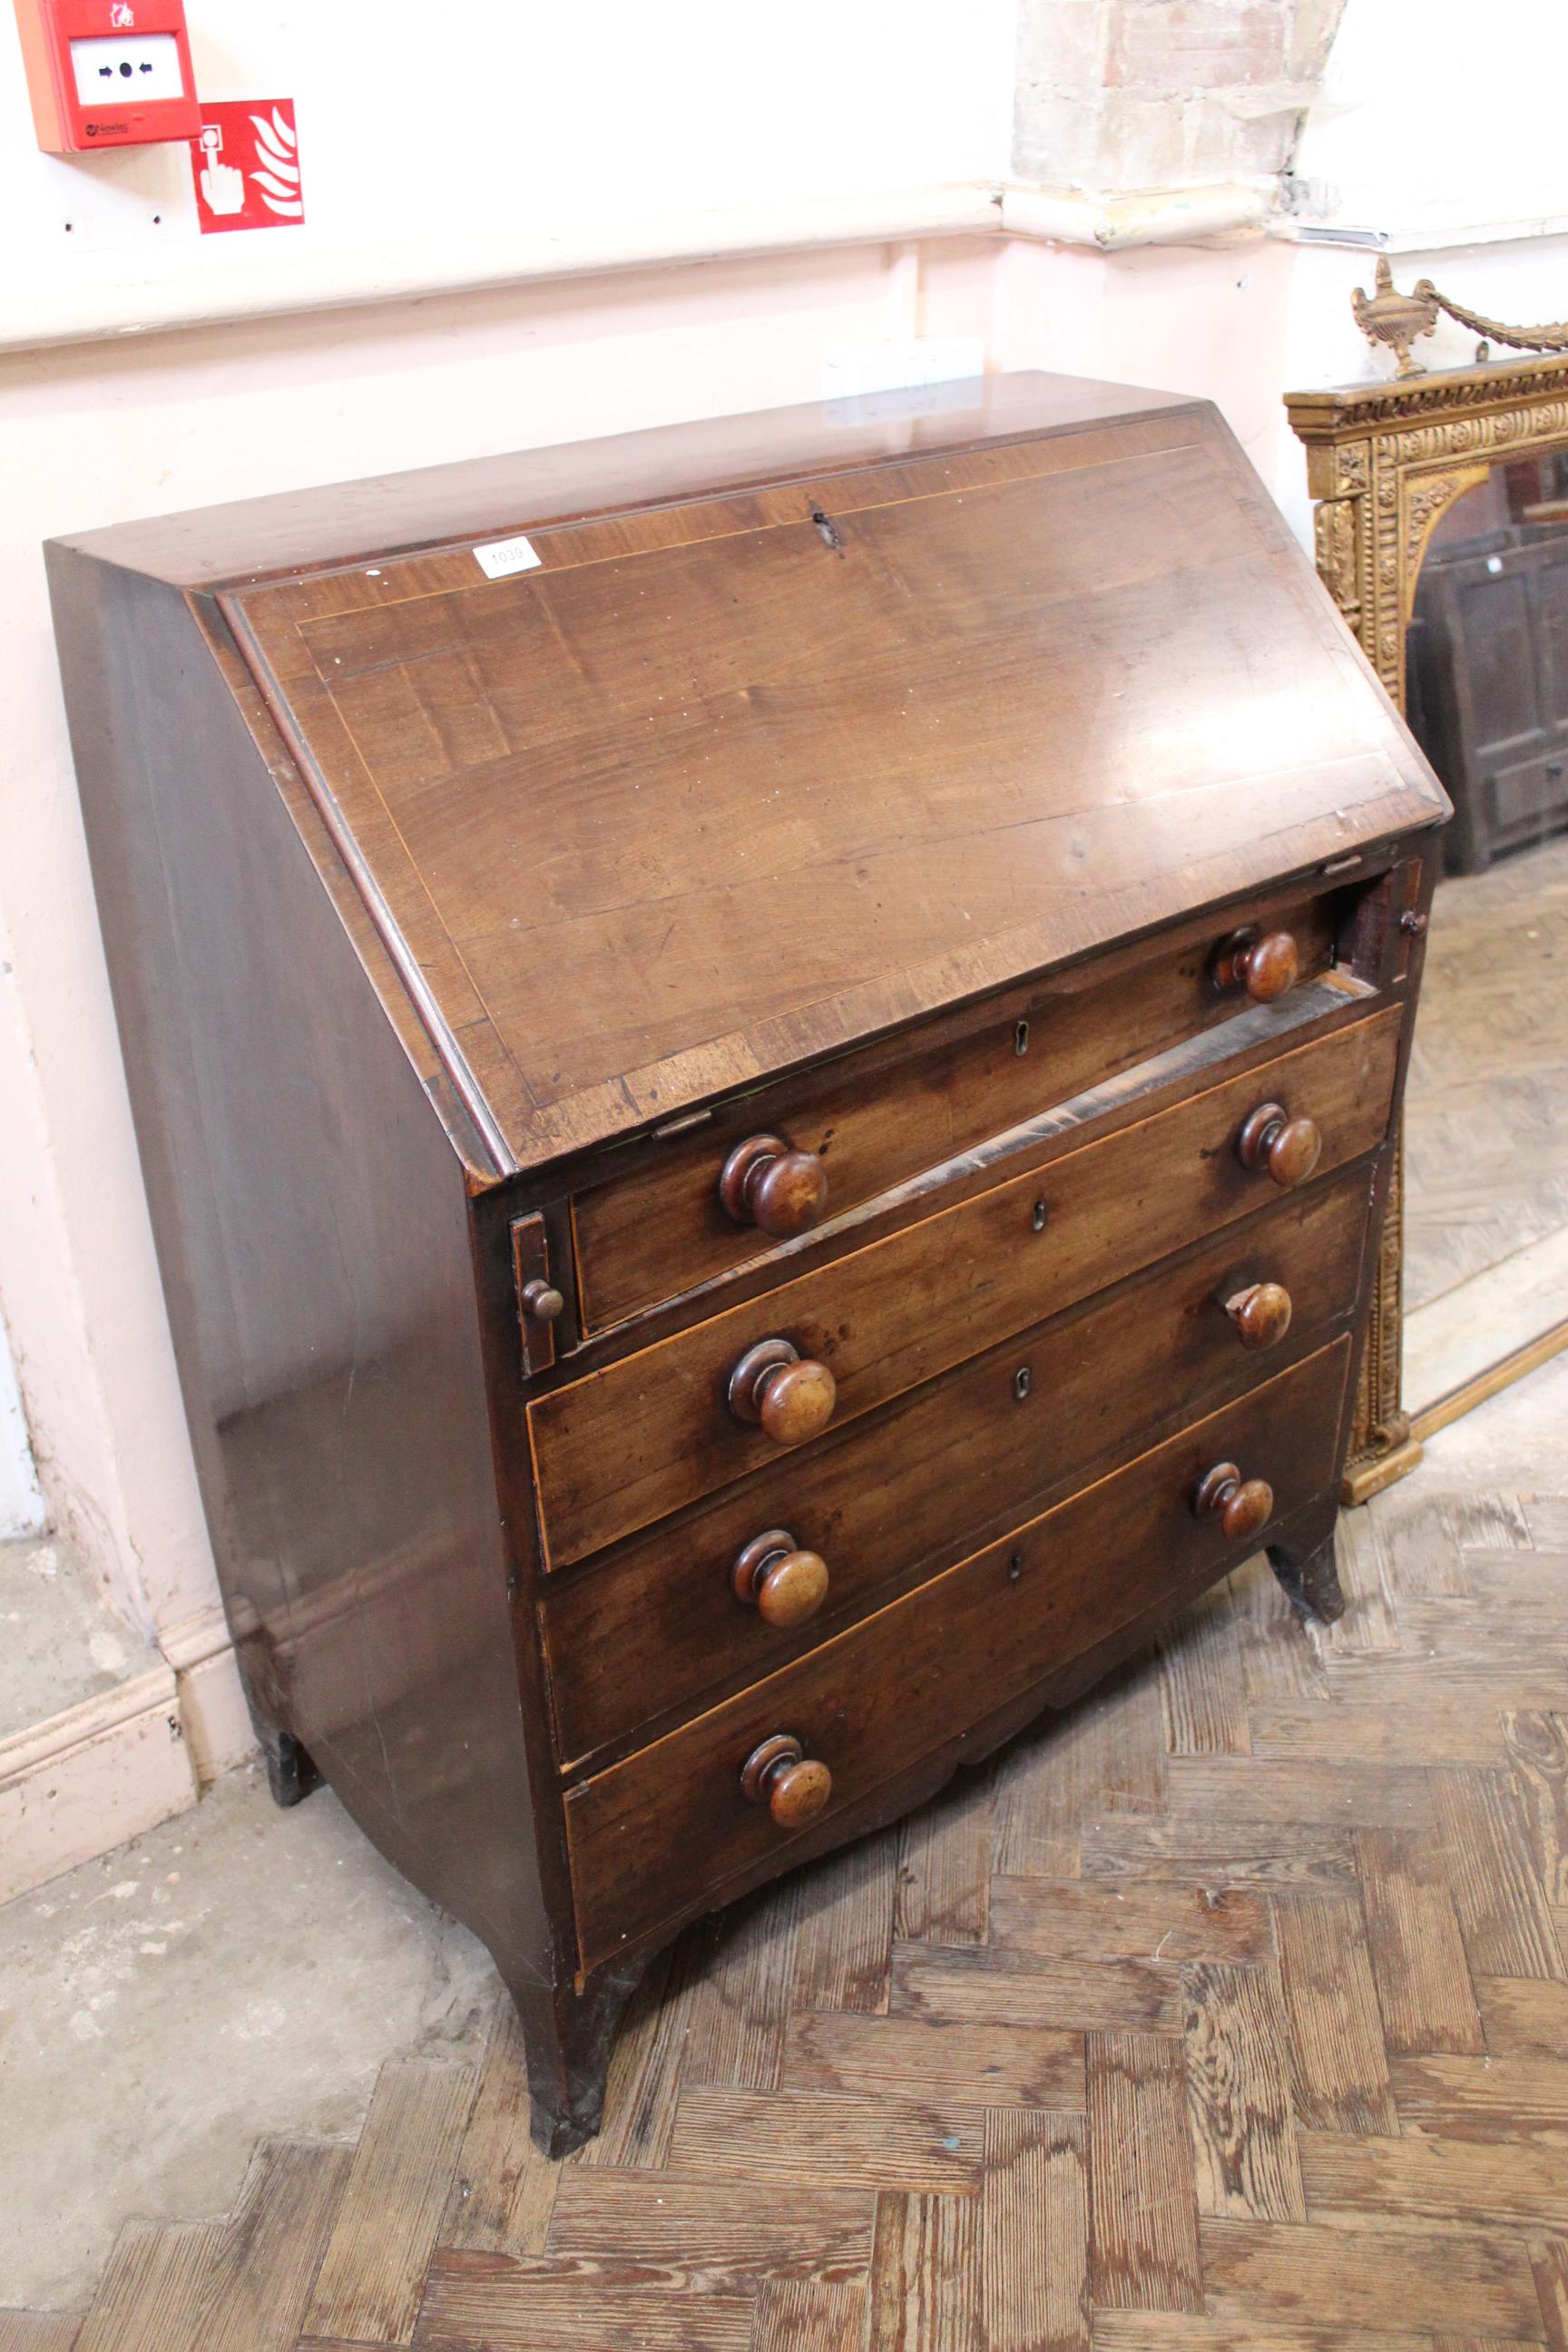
top-left (1351, 255), bottom-right (1568, 378)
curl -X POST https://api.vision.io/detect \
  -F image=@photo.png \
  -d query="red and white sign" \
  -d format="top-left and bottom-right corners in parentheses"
top-left (190, 100), bottom-right (304, 234)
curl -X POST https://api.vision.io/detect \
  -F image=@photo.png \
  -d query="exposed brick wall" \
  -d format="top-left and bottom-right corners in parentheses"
top-left (1107, 2), bottom-right (1286, 90)
top-left (1013, 0), bottom-right (1348, 191)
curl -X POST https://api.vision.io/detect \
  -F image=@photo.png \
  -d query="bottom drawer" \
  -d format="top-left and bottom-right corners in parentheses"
top-left (565, 1337), bottom-right (1350, 1971)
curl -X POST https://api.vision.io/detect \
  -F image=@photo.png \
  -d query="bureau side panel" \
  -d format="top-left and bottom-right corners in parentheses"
top-left (45, 544), bottom-right (545, 1979)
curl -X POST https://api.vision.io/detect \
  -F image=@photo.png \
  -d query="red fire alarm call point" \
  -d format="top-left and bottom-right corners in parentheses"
top-left (13, 0), bottom-right (200, 152)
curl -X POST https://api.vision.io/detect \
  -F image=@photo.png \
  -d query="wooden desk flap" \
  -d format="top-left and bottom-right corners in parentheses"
top-left (211, 384), bottom-right (1444, 1174)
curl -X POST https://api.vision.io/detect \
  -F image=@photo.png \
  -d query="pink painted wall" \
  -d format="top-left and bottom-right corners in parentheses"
top-left (0, 236), bottom-right (1004, 1641)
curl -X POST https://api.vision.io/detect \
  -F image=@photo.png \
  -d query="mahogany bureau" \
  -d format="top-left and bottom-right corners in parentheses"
top-left (49, 372), bottom-right (1448, 2151)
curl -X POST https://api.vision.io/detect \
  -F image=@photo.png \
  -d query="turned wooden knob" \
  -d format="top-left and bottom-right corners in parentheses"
top-left (1193, 1461), bottom-right (1275, 1543)
top-left (1224, 1280), bottom-right (1293, 1352)
top-left (520, 1279), bottom-right (564, 1323)
top-left (1235, 1102), bottom-right (1322, 1189)
top-left (719, 1133), bottom-right (829, 1240)
top-left (741, 1733), bottom-right (833, 1829)
top-left (1211, 927), bottom-right (1300, 1004)
top-left (731, 1529), bottom-right (830, 1628)
top-left (728, 1338), bottom-right (837, 1446)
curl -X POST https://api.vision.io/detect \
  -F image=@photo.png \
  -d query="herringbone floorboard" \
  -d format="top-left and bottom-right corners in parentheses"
top-left (11, 1475), bottom-right (1568, 2349)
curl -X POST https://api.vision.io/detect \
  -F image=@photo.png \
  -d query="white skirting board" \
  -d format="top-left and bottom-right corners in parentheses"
top-left (156, 1609), bottom-right (259, 1790)
top-left (0, 1622), bottom-right (256, 1906)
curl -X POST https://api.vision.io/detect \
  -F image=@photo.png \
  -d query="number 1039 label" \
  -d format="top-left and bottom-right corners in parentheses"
top-left (473, 534), bottom-right (543, 581)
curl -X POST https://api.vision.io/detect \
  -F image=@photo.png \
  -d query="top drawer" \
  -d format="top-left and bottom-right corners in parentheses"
top-left (570, 884), bottom-right (1345, 1331)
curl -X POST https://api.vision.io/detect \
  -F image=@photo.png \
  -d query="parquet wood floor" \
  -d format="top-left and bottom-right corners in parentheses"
top-left (1405, 835), bottom-right (1568, 1314)
top-left (11, 1475), bottom-right (1568, 2351)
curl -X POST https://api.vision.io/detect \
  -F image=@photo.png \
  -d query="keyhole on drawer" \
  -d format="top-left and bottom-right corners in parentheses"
top-left (1014, 1019), bottom-right (1030, 1056)
top-left (1007, 1552), bottom-right (1024, 1583)
top-left (1014, 1366), bottom-right (1033, 1402)
top-left (1032, 1200), bottom-right (1047, 1233)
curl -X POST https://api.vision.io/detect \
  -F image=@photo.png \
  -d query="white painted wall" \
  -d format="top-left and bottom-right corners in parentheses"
top-left (4, 0), bottom-right (1016, 343)
top-left (1293, 0), bottom-right (1568, 243)
top-left (0, 1316), bottom-right (44, 1541)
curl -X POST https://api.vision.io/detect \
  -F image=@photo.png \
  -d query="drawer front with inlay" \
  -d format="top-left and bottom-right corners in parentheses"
top-left (544, 1171), bottom-right (1372, 1765)
top-left (571, 886), bottom-right (1344, 1332)
top-left (530, 1006), bottom-right (1399, 1568)
top-left (564, 1338), bottom-right (1351, 1970)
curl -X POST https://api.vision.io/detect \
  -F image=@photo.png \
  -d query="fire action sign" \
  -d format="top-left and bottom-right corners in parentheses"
top-left (190, 99), bottom-right (303, 233)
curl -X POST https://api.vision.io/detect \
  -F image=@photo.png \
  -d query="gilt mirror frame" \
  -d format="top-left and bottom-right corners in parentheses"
top-left (1287, 349), bottom-right (1568, 1503)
